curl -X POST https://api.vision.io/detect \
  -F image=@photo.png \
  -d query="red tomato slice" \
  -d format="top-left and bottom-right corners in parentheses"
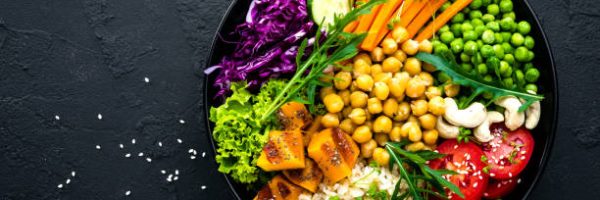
top-left (482, 124), bottom-right (534, 180)
top-left (429, 140), bottom-right (489, 200)
top-left (483, 177), bottom-right (519, 199)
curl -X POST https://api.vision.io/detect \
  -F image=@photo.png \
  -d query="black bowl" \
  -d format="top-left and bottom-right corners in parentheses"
top-left (204, 0), bottom-right (558, 199)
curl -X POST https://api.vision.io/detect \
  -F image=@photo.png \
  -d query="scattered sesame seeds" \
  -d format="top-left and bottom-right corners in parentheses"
top-left (119, 144), bottom-right (124, 149)
top-left (96, 145), bottom-right (101, 150)
top-left (158, 142), bottom-right (163, 147)
top-left (138, 152), bottom-right (144, 157)
top-left (146, 157), bottom-right (152, 162)
top-left (144, 77), bottom-right (150, 83)
top-left (179, 119), bottom-right (185, 124)
top-left (55, 115), bottom-right (60, 120)
top-left (57, 184), bottom-right (64, 189)
top-left (177, 138), bottom-right (183, 144)
top-left (201, 185), bottom-right (207, 190)
top-left (66, 179), bottom-right (71, 184)
top-left (71, 171), bottom-right (76, 177)
top-left (131, 139), bottom-right (136, 144)
top-left (125, 190), bottom-right (131, 196)
top-left (166, 174), bottom-right (173, 182)
top-left (125, 153), bottom-right (131, 158)
top-left (97, 113), bottom-right (103, 120)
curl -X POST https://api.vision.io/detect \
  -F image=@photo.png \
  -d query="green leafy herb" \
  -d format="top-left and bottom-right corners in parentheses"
top-left (366, 183), bottom-right (389, 200)
top-left (385, 142), bottom-right (465, 200)
top-left (415, 52), bottom-right (543, 112)
top-left (458, 127), bottom-right (472, 143)
top-left (260, 0), bottom-right (385, 121)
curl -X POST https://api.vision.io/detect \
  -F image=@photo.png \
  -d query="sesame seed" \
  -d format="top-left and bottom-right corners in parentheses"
top-left (188, 149), bottom-right (194, 153)
top-left (517, 178), bottom-right (522, 184)
top-left (179, 119), bottom-right (185, 124)
top-left (119, 144), bottom-right (124, 149)
top-left (125, 190), bottom-right (131, 196)
top-left (161, 170), bottom-right (166, 174)
top-left (57, 184), bottom-right (63, 189)
top-left (166, 174), bottom-right (173, 182)
top-left (454, 145), bottom-right (458, 149)
top-left (173, 176), bottom-right (179, 181)
top-left (177, 138), bottom-right (183, 143)
top-left (520, 156), bottom-right (526, 160)
top-left (71, 171), bottom-right (76, 177)
top-left (484, 192), bottom-right (489, 197)
top-left (509, 172), bottom-right (513, 178)
top-left (97, 113), bottom-right (102, 120)
top-left (138, 152), bottom-right (144, 157)
top-left (131, 139), bottom-right (136, 144)
top-left (490, 173), bottom-right (495, 177)
top-left (158, 142), bottom-right (162, 147)
top-left (201, 185), bottom-right (207, 190)
top-left (202, 152), bottom-right (206, 157)
top-left (144, 77), bottom-right (150, 83)
top-left (497, 183), bottom-right (501, 188)
top-left (473, 182), bottom-right (478, 188)
top-left (190, 155), bottom-right (196, 160)
top-left (55, 115), bottom-right (60, 120)
top-left (66, 179), bottom-right (71, 184)
top-left (146, 157), bottom-right (152, 162)
top-left (95, 145), bottom-right (101, 150)
top-left (125, 153), bottom-right (131, 158)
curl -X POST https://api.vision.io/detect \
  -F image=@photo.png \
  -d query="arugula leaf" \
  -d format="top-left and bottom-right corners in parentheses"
top-left (415, 52), bottom-right (543, 112)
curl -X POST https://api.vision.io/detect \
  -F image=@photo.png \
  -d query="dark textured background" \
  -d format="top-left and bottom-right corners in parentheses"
top-left (0, 0), bottom-right (599, 199)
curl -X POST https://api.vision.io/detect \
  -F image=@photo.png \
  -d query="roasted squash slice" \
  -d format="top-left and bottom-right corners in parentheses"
top-left (283, 158), bottom-right (324, 192)
top-left (254, 175), bottom-right (304, 200)
top-left (307, 128), bottom-right (359, 183)
top-left (278, 102), bottom-right (312, 130)
top-left (257, 130), bottom-right (305, 171)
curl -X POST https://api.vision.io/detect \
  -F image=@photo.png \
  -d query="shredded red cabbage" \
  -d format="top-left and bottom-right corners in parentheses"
top-left (206, 0), bottom-right (315, 98)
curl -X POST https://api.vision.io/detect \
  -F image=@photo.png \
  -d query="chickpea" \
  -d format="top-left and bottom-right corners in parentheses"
top-left (381, 38), bottom-right (398, 55)
top-left (423, 129), bottom-right (439, 145)
top-left (404, 57), bottom-right (422, 76)
top-left (418, 39), bottom-right (433, 53)
top-left (367, 98), bottom-right (383, 114)
top-left (355, 74), bottom-right (374, 92)
top-left (382, 98), bottom-right (399, 118)
top-left (392, 26), bottom-right (409, 43)
top-left (353, 59), bottom-right (371, 76)
top-left (418, 114), bottom-right (437, 130)
top-left (425, 86), bottom-right (442, 100)
top-left (389, 126), bottom-right (402, 142)
top-left (373, 82), bottom-right (390, 100)
top-left (423, 62), bottom-right (437, 72)
top-left (375, 133), bottom-right (389, 146)
top-left (428, 96), bottom-right (445, 116)
top-left (382, 57), bottom-right (402, 73)
top-left (411, 99), bottom-right (429, 116)
top-left (389, 72), bottom-right (409, 98)
top-left (373, 147), bottom-right (390, 166)
top-left (405, 142), bottom-right (425, 152)
top-left (371, 47), bottom-right (384, 62)
top-left (350, 91), bottom-right (368, 108)
top-left (444, 84), bottom-right (460, 97)
top-left (321, 113), bottom-right (340, 128)
top-left (393, 102), bottom-right (411, 121)
top-left (418, 72), bottom-right (434, 86)
top-left (371, 64), bottom-right (383, 76)
top-left (338, 90), bottom-right (351, 106)
top-left (348, 108), bottom-right (367, 125)
top-left (320, 87), bottom-right (335, 100)
top-left (408, 123), bottom-right (422, 142)
top-left (353, 53), bottom-right (372, 65)
top-left (373, 115), bottom-right (393, 134)
top-left (392, 50), bottom-right (407, 62)
top-left (406, 77), bottom-right (426, 98)
top-left (352, 125), bottom-right (372, 144)
top-left (361, 140), bottom-right (378, 158)
top-left (334, 71), bottom-right (352, 90)
top-left (323, 94), bottom-right (344, 113)
top-left (373, 72), bottom-right (392, 84)
top-left (400, 122), bottom-right (412, 138)
top-left (340, 119), bottom-right (355, 134)
top-left (401, 39), bottom-right (419, 55)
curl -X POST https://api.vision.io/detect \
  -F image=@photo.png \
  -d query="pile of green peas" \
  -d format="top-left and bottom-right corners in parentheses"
top-left (432, 0), bottom-right (540, 94)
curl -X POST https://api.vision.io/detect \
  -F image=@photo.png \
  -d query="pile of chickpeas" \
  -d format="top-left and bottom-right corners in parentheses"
top-left (317, 27), bottom-right (461, 166)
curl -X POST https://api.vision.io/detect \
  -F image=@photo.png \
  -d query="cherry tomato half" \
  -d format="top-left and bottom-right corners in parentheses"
top-left (483, 177), bottom-right (519, 199)
top-left (482, 124), bottom-right (535, 180)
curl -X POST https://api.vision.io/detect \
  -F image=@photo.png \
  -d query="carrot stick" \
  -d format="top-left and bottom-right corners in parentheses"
top-left (415, 0), bottom-right (473, 41)
top-left (360, 0), bottom-right (403, 51)
top-left (399, 0), bottom-right (429, 28)
top-left (344, 20), bottom-right (359, 32)
top-left (401, 0), bottom-right (414, 14)
top-left (354, 4), bottom-right (383, 33)
top-left (371, 1), bottom-right (408, 46)
top-left (405, 0), bottom-right (447, 39)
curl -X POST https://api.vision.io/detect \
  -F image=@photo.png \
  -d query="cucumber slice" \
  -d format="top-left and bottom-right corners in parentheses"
top-left (309, 0), bottom-right (353, 29)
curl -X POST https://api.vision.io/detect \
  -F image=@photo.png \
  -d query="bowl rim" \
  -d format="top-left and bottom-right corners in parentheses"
top-left (202, 0), bottom-right (559, 199)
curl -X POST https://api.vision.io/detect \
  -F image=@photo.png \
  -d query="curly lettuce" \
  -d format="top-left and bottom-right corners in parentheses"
top-left (209, 80), bottom-right (285, 184)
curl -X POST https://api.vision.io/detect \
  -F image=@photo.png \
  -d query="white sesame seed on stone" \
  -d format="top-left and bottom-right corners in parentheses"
top-left (119, 144), bottom-right (124, 149)
top-left (96, 145), bottom-right (101, 150)
top-left (97, 113), bottom-right (102, 120)
top-left (125, 153), bottom-right (131, 158)
top-left (161, 170), bottom-right (166, 174)
top-left (144, 77), bottom-right (150, 83)
top-left (146, 157), bottom-right (152, 162)
top-left (175, 170), bottom-right (179, 175)
top-left (202, 152), bottom-right (206, 157)
top-left (131, 139), bottom-right (136, 144)
top-left (173, 176), bottom-right (179, 181)
top-left (190, 155), bottom-right (196, 160)
top-left (138, 152), bottom-right (144, 157)
top-left (201, 185), bottom-right (207, 190)
top-left (167, 174), bottom-right (173, 182)
top-left (179, 119), bottom-right (185, 124)
top-left (158, 142), bottom-right (162, 147)
top-left (66, 179), bottom-right (71, 184)
top-left (125, 190), bottom-right (131, 196)
top-left (55, 115), bottom-right (60, 120)
top-left (58, 184), bottom-right (64, 189)
top-left (517, 178), bottom-right (522, 184)
top-left (177, 138), bottom-right (183, 143)
top-left (188, 149), bottom-right (194, 153)
top-left (71, 171), bottom-right (76, 177)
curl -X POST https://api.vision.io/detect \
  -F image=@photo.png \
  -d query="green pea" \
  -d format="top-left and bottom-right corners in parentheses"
top-left (515, 46), bottom-right (529, 62)
top-left (480, 45), bottom-right (495, 58)
top-left (518, 21), bottom-right (531, 35)
top-left (487, 4), bottom-right (500, 15)
top-left (460, 52), bottom-right (471, 62)
top-left (524, 36), bottom-right (535, 49)
top-left (471, 53), bottom-right (483, 64)
top-left (500, 17), bottom-right (515, 31)
top-left (452, 13), bottom-right (465, 23)
top-left (465, 41), bottom-right (478, 55)
top-left (527, 50), bottom-right (535, 61)
top-left (462, 7), bottom-right (472, 14)
top-left (483, 75), bottom-right (494, 82)
top-left (475, 25), bottom-right (487, 36)
top-left (501, 32), bottom-right (512, 42)
top-left (515, 69), bottom-right (526, 86)
top-left (494, 33), bottom-right (504, 43)
top-left (470, 0), bottom-right (483, 9)
top-left (461, 22), bottom-right (474, 32)
top-left (477, 40), bottom-right (484, 48)
top-left (502, 12), bottom-right (516, 21)
top-left (487, 56), bottom-right (500, 71)
top-left (511, 33), bottom-right (525, 46)
top-left (525, 84), bottom-right (538, 93)
top-left (441, 2), bottom-right (452, 12)
top-left (482, 14), bottom-right (495, 23)
top-left (482, 0), bottom-right (492, 6)
top-left (451, 38), bottom-right (465, 54)
top-left (503, 78), bottom-right (514, 87)
top-left (451, 24), bottom-right (463, 37)
top-left (504, 54), bottom-right (515, 64)
top-left (441, 31), bottom-right (455, 44)
top-left (499, 0), bottom-right (513, 13)
top-left (472, 19), bottom-right (485, 27)
top-left (439, 25), bottom-right (451, 33)
top-left (482, 30), bottom-right (495, 44)
top-left (499, 60), bottom-right (510, 75)
top-left (431, 40), bottom-right (442, 48)
top-left (477, 63), bottom-right (488, 75)
top-left (461, 63), bottom-right (473, 71)
top-left (463, 30), bottom-right (478, 41)
top-left (524, 63), bottom-right (534, 71)
top-left (486, 21), bottom-right (501, 32)
top-left (493, 44), bottom-right (505, 58)
top-left (437, 72), bottom-right (451, 83)
top-left (502, 64), bottom-right (513, 77)
top-left (470, 10), bottom-right (483, 20)
top-left (502, 42), bottom-right (514, 54)
top-left (434, 43), bottom-right (450, 53)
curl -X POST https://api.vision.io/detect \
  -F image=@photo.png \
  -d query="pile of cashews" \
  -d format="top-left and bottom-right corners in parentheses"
top-left (436, 95), bottom-right (541, 143)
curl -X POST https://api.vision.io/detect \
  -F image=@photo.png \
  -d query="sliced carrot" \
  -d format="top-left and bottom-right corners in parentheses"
top-left (406, 0), bottom-right (447, 39)
top-left (360, 0), bottom-right (404, 51)
top-left (344, 20), bottom-right (359, 32)
top-left (415, 0), bottom-right (473, 41)
top-left (401, 0), bottom-right (414, 14)
top-left (399, 0), bottom-right (429, 28)
top-left (354, 4), bottom-right (383, 34)
top-left (372, 1), bottom-right (407, 46)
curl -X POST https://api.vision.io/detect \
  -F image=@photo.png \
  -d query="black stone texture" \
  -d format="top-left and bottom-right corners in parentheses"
top-left (0, 0), bottom-right (599, 199)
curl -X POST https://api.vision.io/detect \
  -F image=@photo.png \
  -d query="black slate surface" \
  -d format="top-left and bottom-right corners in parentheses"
top-left (0, 0), bottom-right (599, 199)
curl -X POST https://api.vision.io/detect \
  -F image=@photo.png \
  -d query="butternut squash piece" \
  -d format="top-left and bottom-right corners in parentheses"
top-left (307, 128), bottom-right (359, 183)
top-left (278, 102), bottom-right (312, 130)
top-left (254, 175), bottom-right (304, 200)
top-left (257, 130), bottom-right (305, 171)
top-left (283, 158), bottom-right (324, 192)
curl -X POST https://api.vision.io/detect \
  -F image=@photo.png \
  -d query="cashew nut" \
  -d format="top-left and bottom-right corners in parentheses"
top-left (436, 116), bottom-right (459, 139)
top-left (494, 96), bottom-right (525, 131)
top-left (474, 111), bottom-right (504, 143)
top-left (524, 101), bottom-right (540, 129)
top-left (443, 98), bottom-right (487, 128)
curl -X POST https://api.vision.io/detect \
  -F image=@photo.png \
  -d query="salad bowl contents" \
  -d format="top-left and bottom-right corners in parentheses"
top-left (205, 0), bottom-right (557, 199)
